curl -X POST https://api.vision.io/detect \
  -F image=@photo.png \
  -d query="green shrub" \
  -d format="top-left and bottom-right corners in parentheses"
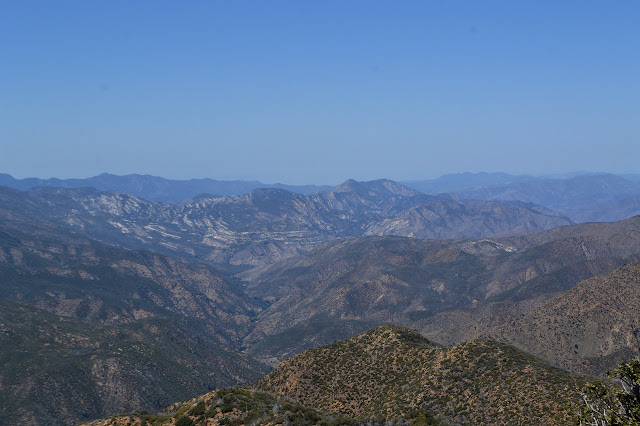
top-left (188, 401), bottom-right (205, 416)
top-left (174, 415), bottom-right (194, 426)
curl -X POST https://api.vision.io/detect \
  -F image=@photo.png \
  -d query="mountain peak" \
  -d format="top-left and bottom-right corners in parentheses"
top-left (331, 179), bottom-right (420, 198)
top-left (350, 324), bottom-right (434, 349)
top-left (255, 324), bottom-right (586, 424)
top-left (332, 178), bottom-right (362, 191)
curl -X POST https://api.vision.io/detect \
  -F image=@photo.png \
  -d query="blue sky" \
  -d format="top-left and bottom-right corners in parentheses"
top-left (1, 1), bottom-right (639, 184)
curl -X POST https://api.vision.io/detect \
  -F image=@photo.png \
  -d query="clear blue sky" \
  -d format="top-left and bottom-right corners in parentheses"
top-left (1, 1), bottom-right (639, 184)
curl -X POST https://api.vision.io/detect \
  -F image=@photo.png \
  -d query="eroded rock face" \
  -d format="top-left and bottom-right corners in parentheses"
top-left (0, 180), bottom-right (573, 268)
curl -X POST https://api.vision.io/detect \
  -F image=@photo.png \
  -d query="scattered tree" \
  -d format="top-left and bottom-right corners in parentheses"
top-left (581, 330), bottom-right (640, 425)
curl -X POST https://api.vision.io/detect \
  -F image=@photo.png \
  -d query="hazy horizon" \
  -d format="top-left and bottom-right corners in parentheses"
top-left (2, 1), bottom-right (638, 184)
top-left (2, 169), bottom-right (636, 187)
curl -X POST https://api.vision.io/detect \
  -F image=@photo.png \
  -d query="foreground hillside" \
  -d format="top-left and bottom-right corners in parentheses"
top-left (255, 325), bottom-right (587, 425)
top-left (84, 387), bottom-right (387, 426)
top-left (89, 325), bottom-right (588, 425)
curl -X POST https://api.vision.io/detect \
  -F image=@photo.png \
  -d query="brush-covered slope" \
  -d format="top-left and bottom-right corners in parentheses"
top-left (243, 236), bottom-right (484, 362)
top-left (0, 227), bottom-right (257, 345)
top-left (0, 228), bottom-right (269, 425)
top-left (243, 217), bottom-right (640, 363)
top-left (0, 300), bottom-right (267, 426)
top-left (254, 325), bottom-right (587, 425)
top-left (489, 263), bottom-right (640, 376)
top-left (82, 387), bottom-right (395, 426)
top-left (0, 179), bottom-right (571, 267)
top-left (84, 326), bottom-right (584, 426)
top-left (418, 217), bottom-right (640, 350)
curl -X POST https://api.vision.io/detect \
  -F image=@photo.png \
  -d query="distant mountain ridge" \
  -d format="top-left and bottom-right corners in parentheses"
top-left (402, 172), bottom-right (536, 193)
top-left (0, 179), bottom-right (572, 267)
top-left (404, 172), bottom-right (640, 222)
top-left (0, 173), bottom-right (330, 202)
top-left (5, 171), bottom-right (640, 223)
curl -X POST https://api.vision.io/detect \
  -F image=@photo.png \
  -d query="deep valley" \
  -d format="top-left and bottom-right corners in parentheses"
top-left (1, 173), bottom-right (640, 425)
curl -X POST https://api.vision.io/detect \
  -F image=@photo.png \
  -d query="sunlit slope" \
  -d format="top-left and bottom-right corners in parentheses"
top-left (255, 325), bottom-right (587, 425)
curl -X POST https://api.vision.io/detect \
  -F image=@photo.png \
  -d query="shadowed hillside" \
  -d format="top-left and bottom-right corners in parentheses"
top-left (0, 228), bottom-right (258, 345)
top-left (0, 227), bottom-right (268, 425)
top-left (0, 301), bottom-right (267, 426)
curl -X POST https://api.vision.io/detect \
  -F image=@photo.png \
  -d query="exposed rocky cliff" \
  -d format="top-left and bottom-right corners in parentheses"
top-left (0, 179), bottom-right (572, 268)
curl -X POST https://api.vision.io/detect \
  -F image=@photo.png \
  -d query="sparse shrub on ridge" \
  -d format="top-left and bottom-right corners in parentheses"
top-left (581, 357), bottom-right (640, 425)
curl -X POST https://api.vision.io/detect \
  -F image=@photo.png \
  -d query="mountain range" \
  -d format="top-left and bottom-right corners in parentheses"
top-left (0, 179), bottom-right (572, 268)
top-left (404, 172), bottom-right (640, 222)
top-left (3, 171), bottom-right (640, 425)
top-left (4, 214), bottom-right (640, 424)
top-left (4, 171), bottom-right (640, 223)
top-left (0, 173), bottom-right (330, 202)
